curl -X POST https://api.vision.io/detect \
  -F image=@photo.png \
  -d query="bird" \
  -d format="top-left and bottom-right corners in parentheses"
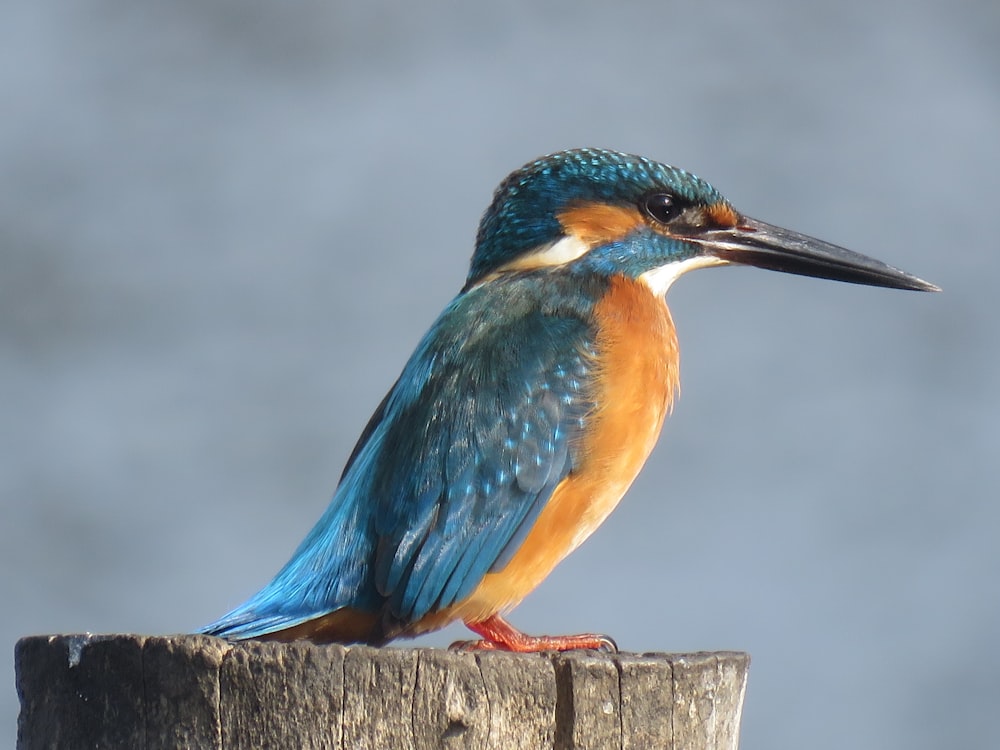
top-left (200, 148), bottom-right (938, 652)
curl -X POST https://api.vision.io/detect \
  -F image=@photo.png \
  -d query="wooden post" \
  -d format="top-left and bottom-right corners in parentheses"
top-left (16, 634), bottom-right (749, 749)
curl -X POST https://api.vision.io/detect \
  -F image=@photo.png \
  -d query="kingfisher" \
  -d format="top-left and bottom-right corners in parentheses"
top-left (201, 148), bottom-right (937, 652)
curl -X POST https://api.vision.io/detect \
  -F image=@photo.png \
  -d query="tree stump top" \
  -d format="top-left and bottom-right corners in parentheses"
top-left (16, 634), bottom-right (749, 749)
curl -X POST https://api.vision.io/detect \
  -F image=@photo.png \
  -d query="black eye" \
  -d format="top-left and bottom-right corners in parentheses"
top-left (641, 192), bottom-right (684, 224)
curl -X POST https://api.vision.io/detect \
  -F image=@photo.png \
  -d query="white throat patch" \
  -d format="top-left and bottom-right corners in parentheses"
top-left (640, 255), bottom-right (729, 296)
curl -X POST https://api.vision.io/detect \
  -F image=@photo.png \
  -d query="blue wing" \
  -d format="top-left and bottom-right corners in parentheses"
top-left (200, 274), bottom-right (602, 641)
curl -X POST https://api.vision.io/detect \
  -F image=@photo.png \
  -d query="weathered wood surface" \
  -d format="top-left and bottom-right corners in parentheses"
top-left (16, 634), bottom-right (749, 750)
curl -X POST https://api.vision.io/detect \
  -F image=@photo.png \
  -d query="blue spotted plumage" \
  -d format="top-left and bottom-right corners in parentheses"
top-left (201, 148), bottom-right (936, 651)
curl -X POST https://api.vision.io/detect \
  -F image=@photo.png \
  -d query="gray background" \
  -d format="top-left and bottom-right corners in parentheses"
top-left (3, 1), bottom-right (997, 747)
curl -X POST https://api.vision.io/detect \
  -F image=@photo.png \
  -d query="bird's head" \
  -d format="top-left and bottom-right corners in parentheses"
top-left (468, 148), bottom-right (938, 293)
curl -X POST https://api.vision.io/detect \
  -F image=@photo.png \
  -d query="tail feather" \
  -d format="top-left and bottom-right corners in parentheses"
top-left (200, 602), bottom-right (382, 644)
top-left (199, 605), bottom-right (320, 641)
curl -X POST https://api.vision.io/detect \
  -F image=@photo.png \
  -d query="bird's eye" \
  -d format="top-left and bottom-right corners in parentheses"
top-left (641, 192), bottom-right (683, 224)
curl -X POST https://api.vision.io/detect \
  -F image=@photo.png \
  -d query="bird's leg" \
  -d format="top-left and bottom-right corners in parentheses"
top-left (450, 614), bottom-right (617, 653)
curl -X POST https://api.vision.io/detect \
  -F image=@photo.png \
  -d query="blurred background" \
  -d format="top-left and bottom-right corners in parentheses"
top-left (3, 1), bottom-right (997, 747)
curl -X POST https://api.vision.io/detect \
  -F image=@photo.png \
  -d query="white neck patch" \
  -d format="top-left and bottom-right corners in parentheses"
top-left (504, 234), bottom-right (591, 271)
top-left (640, 255), bottom-right (729, 296)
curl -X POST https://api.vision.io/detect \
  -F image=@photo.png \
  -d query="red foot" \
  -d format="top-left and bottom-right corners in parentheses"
top-left (449, 614), bottom-right (617, 653)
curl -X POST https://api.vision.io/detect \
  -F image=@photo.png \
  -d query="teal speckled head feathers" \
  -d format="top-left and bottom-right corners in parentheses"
top-left (470, 148), bottom-right (727, 285)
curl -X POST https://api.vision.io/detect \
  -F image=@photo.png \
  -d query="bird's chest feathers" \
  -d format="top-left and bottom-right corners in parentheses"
top-left (567, 275), bottom-right (679, 542)
top-left (588, 275), bottom-right (679, 454)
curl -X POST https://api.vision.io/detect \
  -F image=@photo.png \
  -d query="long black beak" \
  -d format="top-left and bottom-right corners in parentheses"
top-left (694, 216), bottom-right (940, 292)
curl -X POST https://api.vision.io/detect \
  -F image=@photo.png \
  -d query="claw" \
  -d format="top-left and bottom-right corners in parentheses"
top-left (595, 635), bottom-right (618, 653)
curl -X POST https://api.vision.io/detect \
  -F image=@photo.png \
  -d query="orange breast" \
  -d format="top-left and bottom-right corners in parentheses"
top-left (416, 275), bottom-right (680, 631)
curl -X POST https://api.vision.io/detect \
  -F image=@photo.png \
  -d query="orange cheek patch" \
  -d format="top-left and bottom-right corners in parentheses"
top-left (556, 202), bottom-right (645, 246)
top-left (705, 202), bottom-right (739, 228)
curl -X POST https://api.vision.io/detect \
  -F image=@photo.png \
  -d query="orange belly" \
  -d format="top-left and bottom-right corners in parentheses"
top-left (415, 274), bottom-right (680, 632)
